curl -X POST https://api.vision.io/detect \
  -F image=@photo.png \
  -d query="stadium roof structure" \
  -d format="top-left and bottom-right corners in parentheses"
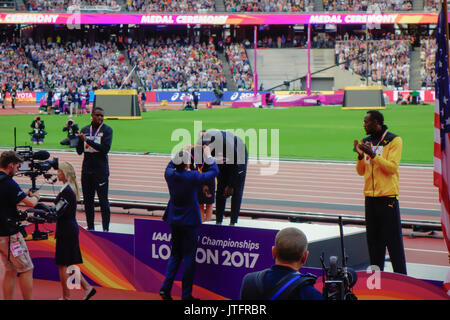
top-left (0, 12), bottom-right (440, 26)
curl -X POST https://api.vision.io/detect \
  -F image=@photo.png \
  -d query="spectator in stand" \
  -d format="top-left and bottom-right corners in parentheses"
top-left (0, 41), bottom-right (42, 92)
top-left (335, 34), bottom-right (411, 89)
top-left (25, 0), bottom-right (120, 11)
top-left (419, 37), bottom-right (436, 88)
top-left (323, 0), bottom-right (412, 11)
top-left (224, 0), bottom-right (313, 12)
top-left (226, 43), bottom-right (253, 90)
top-left (126, 0), bottom-right (215, 12)
top-left (26, 39), bottom-right (134, 92)
top-left (127, 37), bottom-right (226, 91)
top-left (423, 0), bottom-right (439, 11)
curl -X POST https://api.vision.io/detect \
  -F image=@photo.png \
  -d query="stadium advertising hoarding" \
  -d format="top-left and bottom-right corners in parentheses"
top-left (28, 219), bottom-right (449, 300)
top-left (25, 90), bottom-right (437, 103)
top-left (0, 12), bottom-right (439, 25)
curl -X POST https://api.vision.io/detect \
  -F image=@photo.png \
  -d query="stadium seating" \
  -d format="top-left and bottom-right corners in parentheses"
top-left (125, 0), bottom-right (215, 12)
top-left (0, 41), bottom-right (43, 91)
top-left (24, 0), bottom-right (120, 11)
top-left (225, 43), bottom-right (253, 90)
top-left (224, 0), bottom-right (313, 12)
top-left (423, 0), bottom-right (439, 11)
top-left (323, 0), bottom-right (413, 11)
top-left (419, 37), bottom-right (436, 88)
top-left (126, 38), bottom-right (226, 90)
top-left (335, 38), bottom-right (411, 89)
top-left (26, 40), bottom-right (132, 91)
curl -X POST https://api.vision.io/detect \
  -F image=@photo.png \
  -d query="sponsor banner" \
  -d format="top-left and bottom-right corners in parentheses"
top-left (224, 91), bottom-right (265, 101)
top-left (0, 12), bottom-right (439, 25)
top-left (274, 90), bottom-right (336, 95)
top-left (4, 92), bottom-right (36, 102)
top-left (275, 90), bottom-right (436, 102)
top-left (156, 91), bottom-right (216, 102)
top-left (23, 90), bottom-right (437, 104)
top-left (383, 90), bottom-right (435, 103)
top-left (144, 91), bottom-right (156, 102)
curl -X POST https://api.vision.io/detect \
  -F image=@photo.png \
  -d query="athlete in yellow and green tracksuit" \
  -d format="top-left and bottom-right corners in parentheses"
top-left (354, 110), bottom-right (407, 275)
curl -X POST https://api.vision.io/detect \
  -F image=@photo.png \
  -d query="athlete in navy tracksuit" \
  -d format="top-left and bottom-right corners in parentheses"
top-left (198, 130), bottom-right (248, 225)
top-left (76, 107), bottom-right (113, 231)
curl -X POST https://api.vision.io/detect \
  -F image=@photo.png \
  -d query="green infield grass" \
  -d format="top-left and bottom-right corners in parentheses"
top-left (0, 104), bottom-right (433, 164)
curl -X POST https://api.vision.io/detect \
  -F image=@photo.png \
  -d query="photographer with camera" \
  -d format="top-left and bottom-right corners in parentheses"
top-left (54, 161), bottom-right (96, 300)
top-left (30, 116), bottom-right (46, 145)
top-left (240, 227), bottom-right (323, 300)
top-left (0, 151), bottom-right (40, 300)
top-left (160, 145), bottom-right (218, 300)
top-left (60, 117), bottom-right (79, 148)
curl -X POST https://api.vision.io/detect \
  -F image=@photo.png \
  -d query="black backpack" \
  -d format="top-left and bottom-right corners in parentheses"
top-left (241, 269), bottom-right (317, 300)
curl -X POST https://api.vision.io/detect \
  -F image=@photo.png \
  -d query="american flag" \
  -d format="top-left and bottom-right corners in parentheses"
top-left (434, 7), bottom-right (450, 253)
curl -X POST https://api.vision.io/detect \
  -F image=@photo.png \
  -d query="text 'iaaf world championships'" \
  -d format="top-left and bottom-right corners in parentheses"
top-left (171, 121), bottom-right (280, 176)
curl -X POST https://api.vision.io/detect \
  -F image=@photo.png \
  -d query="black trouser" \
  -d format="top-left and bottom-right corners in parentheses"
top-left (60, 137), bottom-right (79, 148)
top-left (81, 173), bottom-right (111, 231)
top-left (215, 165), bottom-right (247, 225)
top-left (160, 225), bottom-right (198, 299)
top-left (365, 196), bottom-right (407, 274)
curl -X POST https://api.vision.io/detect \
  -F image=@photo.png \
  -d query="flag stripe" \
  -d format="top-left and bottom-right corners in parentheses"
top-left (434, 7), bottom-right (450, 253)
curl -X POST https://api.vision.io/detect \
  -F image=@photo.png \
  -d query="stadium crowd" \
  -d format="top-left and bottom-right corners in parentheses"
top-left (335, 35), bottom-right (411, 88)
top-left (0, 40), bottom-right (44, 92)
top-left (224, 0), bottom-right (313, 12)
top-left (125, 0), bottom-right (215, 12)
top-left (24, 0), bottom-right (120, 11)
top-left (225, 43), bottom-right (253, 90)
top-left (19, 0), bottom-right (441, 11)
top-left (224, 0), bottom-right (314, 12)
top-left (126, 37), bottom-right (226, 90)
top-left (25, 39), bottom-right (133, 92)
top-left (419, 36), bottom-right (436, 88)
top-left (322, 0), bottom-right (412, 11)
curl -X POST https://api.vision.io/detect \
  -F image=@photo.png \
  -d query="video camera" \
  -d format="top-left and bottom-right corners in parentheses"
top-left (16, 201), bottom-right (65, 241)
top-left (14, 126), bottom-right (58, 192)
top-left (320, 216), bottom-right (358, 300)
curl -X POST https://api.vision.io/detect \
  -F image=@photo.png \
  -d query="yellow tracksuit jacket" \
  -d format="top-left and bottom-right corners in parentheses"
top-left (356, 132), bottom-right (402, 197)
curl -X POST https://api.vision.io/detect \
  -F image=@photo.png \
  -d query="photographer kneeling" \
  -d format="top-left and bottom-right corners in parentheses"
top-left (60, 117), bottom-right (79, 148)
top-left (30, 116), bottom-right (46, 145)
top-left (0, 151), bottom-right (40, 300)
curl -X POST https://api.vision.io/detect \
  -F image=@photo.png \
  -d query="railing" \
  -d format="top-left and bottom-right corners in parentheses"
top-left (37, 194), bottom-right (443, 232)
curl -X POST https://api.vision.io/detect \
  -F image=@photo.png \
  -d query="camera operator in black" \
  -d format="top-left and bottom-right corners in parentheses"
top-left (1, 84), bottom-right (6, 109)
top-left (198, 130), bottom-right (248, 225)
top-left (46, 89), bottom-right (54, 114)
top-left (76, 107), bottom-right (113, 232)
top-left (60, 117), bottom-right (79, 148)
top-left (10, 85), bottom-right (17, 109)
top-left (0, 151), bottom-right (40, 300)
top-left (30, 115), bottom-right (46, 145)
top-left (240, 227), bottom-right (323, 300)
